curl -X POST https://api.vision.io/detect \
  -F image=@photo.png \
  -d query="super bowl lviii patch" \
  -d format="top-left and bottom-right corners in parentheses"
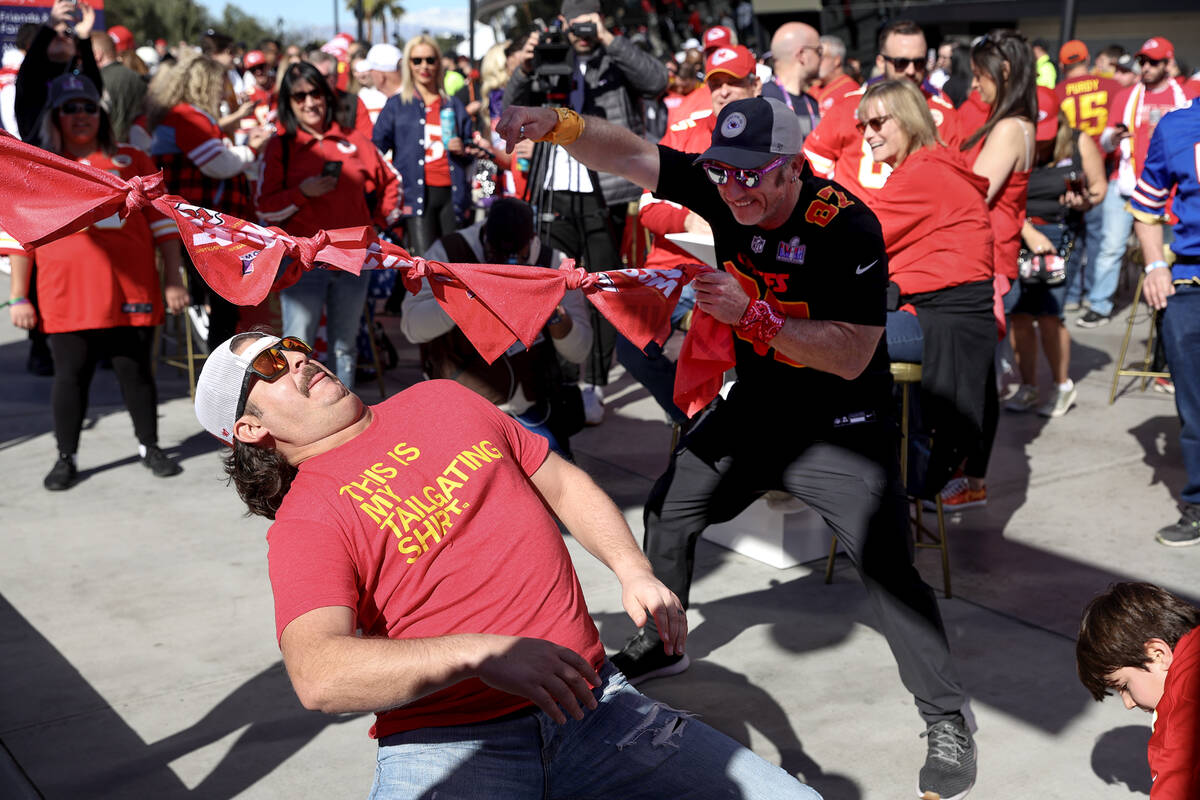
top-left (777, 236), bottom-right (806, 265)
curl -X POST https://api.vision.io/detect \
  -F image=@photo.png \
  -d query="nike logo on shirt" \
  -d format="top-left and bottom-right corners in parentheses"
top-left (856, 260), bottom-right (878, 275)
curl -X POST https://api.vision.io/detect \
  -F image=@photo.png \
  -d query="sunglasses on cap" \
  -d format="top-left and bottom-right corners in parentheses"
top-left (855, 114), bottom-right (892, 134)
top-left (235, 336), bottom-right (313, 419)
top-left (880, 54), bottom-right (925, 71)
top-left (59, 101), bottom-right (99, 115)
top-left (411, 56), bottom-right (437, 66)
top-left (699, 155), bottom-right (790, 189)
top-left (1136, 55), bottom-right (1165, 67)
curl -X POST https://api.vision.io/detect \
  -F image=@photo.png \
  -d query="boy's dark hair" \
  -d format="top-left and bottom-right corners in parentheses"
top-left (1076, 582), bottom-right (1200, 701)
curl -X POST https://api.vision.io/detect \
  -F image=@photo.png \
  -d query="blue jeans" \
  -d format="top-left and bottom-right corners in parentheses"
top-left (1086, 179), bottom-right (1132, 316)
top-left (369, 663), bottom-right (820, 799)
top-left (1161, 284), bottom-right (1200, 505)
top-left (1069, 201), bottom-right (1105, 306)
top-left (280, 269), bottom-right (372, 389)
top-left (885, 309), bottom-right (923, 363)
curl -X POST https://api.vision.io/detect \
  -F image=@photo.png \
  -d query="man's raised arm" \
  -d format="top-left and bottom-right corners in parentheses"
top-left (496, 106), bottom-right (661, 191)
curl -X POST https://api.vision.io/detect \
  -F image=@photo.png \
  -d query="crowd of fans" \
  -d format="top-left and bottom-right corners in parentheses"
top-left (2, 0), bottom-right (1199, 526)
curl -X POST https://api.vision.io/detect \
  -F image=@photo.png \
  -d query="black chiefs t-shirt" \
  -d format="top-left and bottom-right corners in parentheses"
top-left (655, 145), bottom-right (892, 428)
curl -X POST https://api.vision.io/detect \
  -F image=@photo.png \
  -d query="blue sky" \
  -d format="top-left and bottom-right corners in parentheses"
top-left (196, 0), bottom-right (470, 39)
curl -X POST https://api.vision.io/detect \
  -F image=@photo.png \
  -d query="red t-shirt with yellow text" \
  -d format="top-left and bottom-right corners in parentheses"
top-left (267, 381), bottom-right (605, 738)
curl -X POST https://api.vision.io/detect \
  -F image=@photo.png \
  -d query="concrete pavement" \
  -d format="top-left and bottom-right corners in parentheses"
top-left (1, 277), bottom-right (1194, 799)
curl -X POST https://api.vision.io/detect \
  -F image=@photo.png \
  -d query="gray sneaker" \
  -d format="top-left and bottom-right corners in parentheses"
top-left (1037, 384), bottom-right (1077, 418)
top-left (918, 716), bottom-right (975, 800)
top-left (1156, 505), bottom-right (1200, 547)
top-left (1004, 384), bottom-right (1038, 412)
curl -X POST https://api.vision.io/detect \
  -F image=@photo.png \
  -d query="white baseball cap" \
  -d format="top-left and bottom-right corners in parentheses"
top-left (195, 334), bottom-right (281, 445)
top-left (365, 43), bottom-right (401, 73)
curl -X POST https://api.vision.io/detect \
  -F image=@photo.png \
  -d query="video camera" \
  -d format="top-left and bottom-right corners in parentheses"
top-left (529, 18), bottom-right (597, 103)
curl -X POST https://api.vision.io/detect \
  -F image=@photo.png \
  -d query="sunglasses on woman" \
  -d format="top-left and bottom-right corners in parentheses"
top-left (699, 155), bottom-right (790, 189)
top-left (880, 55), bottom-right (924, 72)
top-left (59, 101), bottom-right (99, 116)
top-left (410, 56), bottom-right (437, 66)
top-left (290, 89), bottom-right (324, 103)
top-left (854, 114), bottom-right (892, 134)
top-left (235, 337), bottom-right (314, 418)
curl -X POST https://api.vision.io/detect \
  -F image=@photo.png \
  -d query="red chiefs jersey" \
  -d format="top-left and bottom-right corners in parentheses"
top-left (638, 111), bottom-right (715, 270)
top-left (864, 146), bottom-right (994, 294)
top-left (0, 146), bottom-right (178, 333)
top-left (667, 84), bottom-right (712, 127)
top-left (812, 73), bottom-right (860, 114)
top-left (255, 121), bottom-right (401, 237)
top-left (1055, 74), bottom-right (1119, 144)
top-left (804, 83), bottom-right (962, 201)
top-left (1110, 80), bottom-right (1197, 187)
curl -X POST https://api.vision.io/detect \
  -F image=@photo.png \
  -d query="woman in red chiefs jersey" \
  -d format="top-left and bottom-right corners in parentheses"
top-left (857, 79), bottom-right (997, 499)
top-left (951, 30), bottom-right (1037, 510)
top-left (256, 61), bottom-right (401, 390)
top-left (6, 74), bottom-right (187, 490)
top-left (149, 53), bottom-right (270, 350)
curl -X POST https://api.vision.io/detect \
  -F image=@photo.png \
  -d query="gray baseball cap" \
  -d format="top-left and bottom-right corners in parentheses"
top-left (695, 97), bottom-right (803, 169)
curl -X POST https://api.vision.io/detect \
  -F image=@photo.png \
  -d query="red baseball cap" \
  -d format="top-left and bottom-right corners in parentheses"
top-left (244, 50), bottom-right (266, 69)
top-left (1035, 86), bottom-right (1060, 141)
top-left (702, 25), bottom-right (733, 52)
top-left (706, 45), bottom-right (755, 82)
top-left (1137, 37), bottom-right (1173, 61)
top-left (1059, 40), bottom-right (1087, 66)
top-left (107, 25), bottom-right (134, 53)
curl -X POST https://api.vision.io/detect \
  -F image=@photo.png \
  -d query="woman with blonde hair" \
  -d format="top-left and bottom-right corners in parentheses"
top-left (373, 34), bottom-right (475, 257)
top-left (856, 78), bottom-right (997, 500)
top-left (149, 52), bottom-right (269, 349)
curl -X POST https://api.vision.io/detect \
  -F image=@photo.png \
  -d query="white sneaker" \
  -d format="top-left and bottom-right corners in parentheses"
top-left (1038, 384), bottom-right (1078, 418)
top-left (1004, 384), bottom-right (1039, 412)
top-left (581, 385), bottom-right (605, 426)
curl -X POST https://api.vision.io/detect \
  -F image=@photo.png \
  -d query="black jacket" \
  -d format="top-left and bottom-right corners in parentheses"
top-left (504, 36), bottom-right (667, 207)
top-left (16, 25), bottom-right (103, 144)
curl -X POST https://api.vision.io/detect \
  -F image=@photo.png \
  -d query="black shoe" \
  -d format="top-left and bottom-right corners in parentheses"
top-left (1156, 504), bottom-right (1200, 547)
top-left (142, 446), bottom-right (183, 478)
top-left (44, 454), bottom-right (77, 491)
top-left (919, 715), bottom-right (976, 800)
top-left (1074, 309), bottom-right (1111, 328)
top-left (609, 628), bottom-right (690, 685)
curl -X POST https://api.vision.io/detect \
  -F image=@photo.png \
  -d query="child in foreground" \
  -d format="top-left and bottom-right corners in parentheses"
top-left (1076, 582), bottom-right (1200, 799)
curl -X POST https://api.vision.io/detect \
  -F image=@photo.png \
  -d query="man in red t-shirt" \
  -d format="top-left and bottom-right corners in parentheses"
top-left (194, 332), bottom-right (816, 798)
top-left (1078, 36), bottom-right (1198, 326)
top-left (804, 19), bottom-right (960, 201)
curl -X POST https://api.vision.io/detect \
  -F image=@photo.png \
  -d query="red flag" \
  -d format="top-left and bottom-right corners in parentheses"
top-left (673, 310), bottom-right (736, 418)
top-left (579, 264), bottom-right (710, 352)
top-left (0, 131), bottom-right (164, 248)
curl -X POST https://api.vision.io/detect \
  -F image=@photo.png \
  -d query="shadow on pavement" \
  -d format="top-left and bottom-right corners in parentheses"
top-left (1090, 725), bottom-right (1151, 795)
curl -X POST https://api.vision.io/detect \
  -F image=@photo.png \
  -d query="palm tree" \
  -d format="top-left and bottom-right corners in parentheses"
top-left (376, 0), bottom-right (405, 44)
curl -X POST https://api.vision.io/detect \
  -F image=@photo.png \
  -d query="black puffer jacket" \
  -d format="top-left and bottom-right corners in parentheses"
top-left (504, 36), bottom-right (667, 207)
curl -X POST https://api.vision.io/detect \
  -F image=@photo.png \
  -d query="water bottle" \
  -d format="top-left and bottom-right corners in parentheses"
top-left (440, 106), bottom-right (456, 146)
top-left (517, 156), bottom-right (531, 172)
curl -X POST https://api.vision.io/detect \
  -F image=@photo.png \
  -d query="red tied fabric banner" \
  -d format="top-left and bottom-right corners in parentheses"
top-left (0, 132), bottom-right (733, 416)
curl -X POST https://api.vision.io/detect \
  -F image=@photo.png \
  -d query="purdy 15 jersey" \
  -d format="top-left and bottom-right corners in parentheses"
top-left (653, 144), bottom-right (892, 428)
top-left (1055, 74), bottom-right (1120, 144)
top-left (804, 84), bottom-right (961, 202)
top-left (1129, 101), bottom-right (1200, 263)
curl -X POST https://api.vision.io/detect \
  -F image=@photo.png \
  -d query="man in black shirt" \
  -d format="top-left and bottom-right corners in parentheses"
top-left (497, 97), bottom-right (976, 800)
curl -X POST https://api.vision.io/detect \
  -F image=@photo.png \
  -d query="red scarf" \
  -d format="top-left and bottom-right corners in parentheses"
top-left (0, 132), bottom-right (732, 416)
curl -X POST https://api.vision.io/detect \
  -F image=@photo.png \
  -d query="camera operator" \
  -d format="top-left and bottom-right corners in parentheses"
top-left (503, 0), bottom-right (668, 418)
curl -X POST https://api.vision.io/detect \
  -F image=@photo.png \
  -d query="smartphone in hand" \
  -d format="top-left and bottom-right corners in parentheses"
top-left (321, 160), bottom-right (343, 179)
